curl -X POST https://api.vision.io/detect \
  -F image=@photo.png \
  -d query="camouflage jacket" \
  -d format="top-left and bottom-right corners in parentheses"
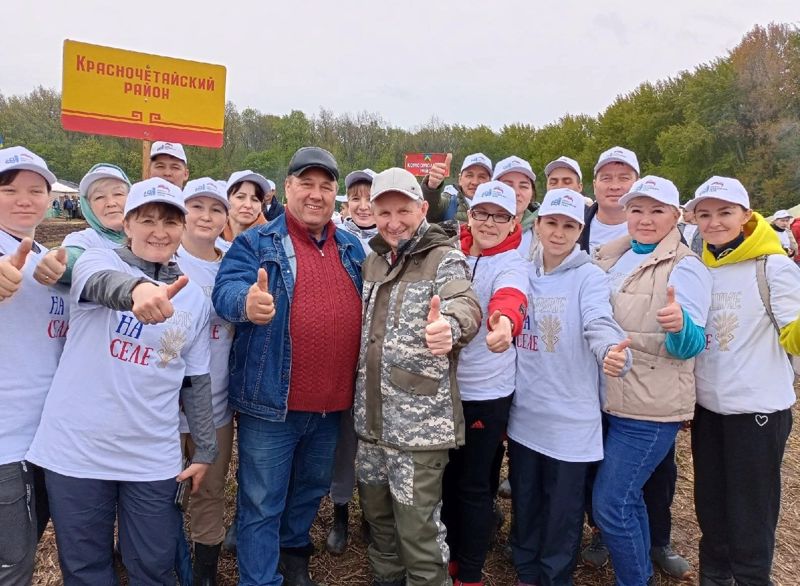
top-left (354, 221), bottom-right (481, 450)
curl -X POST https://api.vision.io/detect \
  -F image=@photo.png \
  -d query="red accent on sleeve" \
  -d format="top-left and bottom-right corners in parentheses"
top-left (488, 287), bottom-right (528, 337)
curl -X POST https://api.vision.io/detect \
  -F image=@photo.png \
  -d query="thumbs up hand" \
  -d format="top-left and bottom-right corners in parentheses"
top-left (485, 310), bottom-right (513, 353)
top-left (0, 238), bottom-right (33, 301)
top-left (603, 339), bottom-right (631, 377)
top-left (425, 294), bottom-right (453, 356)
top-left (427, 153), bottom-right (453, 190)
top-left (245, 268), bottom-right (275, 325)
top-left (131, 275), bottom-right (189, 325)
top-left (34, 247), bottom-right (68, 286)
top-left (656, 286), bottom-right (684, 333)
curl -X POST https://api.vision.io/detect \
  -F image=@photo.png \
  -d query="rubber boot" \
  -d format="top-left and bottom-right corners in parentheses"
top-left (279, 548), bottom-right (323, 586)
top-left (326, 503), bottom-right (349, 555)
top-left (222, 519), bottom-right (237, 555)
top-left (193, 542), bottom-right (221, 586)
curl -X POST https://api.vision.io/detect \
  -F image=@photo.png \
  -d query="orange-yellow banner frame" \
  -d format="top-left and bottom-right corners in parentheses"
top-left (62, 40), bottom-right (226, 148)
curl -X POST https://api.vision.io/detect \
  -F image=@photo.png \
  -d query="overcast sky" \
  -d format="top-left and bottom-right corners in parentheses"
top-left (3, 0), bottom-right (797, 130)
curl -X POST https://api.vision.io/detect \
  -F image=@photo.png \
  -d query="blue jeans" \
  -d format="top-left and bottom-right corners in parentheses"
top-left (236, 410), bottom-right (341, 586)
top-left (592, 415), bottom-right (680, 586)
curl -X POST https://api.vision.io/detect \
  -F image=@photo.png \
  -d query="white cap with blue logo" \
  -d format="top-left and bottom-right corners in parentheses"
top-left (125, 177), bottom-right (187, 216)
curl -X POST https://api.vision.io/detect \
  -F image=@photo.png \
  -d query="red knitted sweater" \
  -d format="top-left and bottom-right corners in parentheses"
top-left (286, 211), bottom-right (362, 412)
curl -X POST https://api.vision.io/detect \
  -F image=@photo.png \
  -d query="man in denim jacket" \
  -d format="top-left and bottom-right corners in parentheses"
top-left (213, 147), bottom-right (365, 586)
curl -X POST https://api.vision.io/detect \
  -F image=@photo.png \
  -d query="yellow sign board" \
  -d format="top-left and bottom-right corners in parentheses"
top-left (62, 40), bottom-right (226, 148)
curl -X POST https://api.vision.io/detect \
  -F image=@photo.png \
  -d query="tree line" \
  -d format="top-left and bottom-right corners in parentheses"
top-left (1, 23), bottom-right (798, 212)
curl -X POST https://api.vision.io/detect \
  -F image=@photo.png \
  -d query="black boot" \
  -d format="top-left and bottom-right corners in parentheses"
top-left (279, 548), bottom-right (323, 586)
top-left (193, 542), bottom-right (221, 586)
top-left (221, 520), bottom-right (237, 555)
top-left (326, 503), bottom-right (349, 555)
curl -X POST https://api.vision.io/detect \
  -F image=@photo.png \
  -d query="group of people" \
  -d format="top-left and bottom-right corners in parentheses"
top-left (0, 138), bottom-right (797, 586)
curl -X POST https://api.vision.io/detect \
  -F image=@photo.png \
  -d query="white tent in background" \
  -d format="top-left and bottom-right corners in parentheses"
top-left (51, 181), bottom-right (79, 198)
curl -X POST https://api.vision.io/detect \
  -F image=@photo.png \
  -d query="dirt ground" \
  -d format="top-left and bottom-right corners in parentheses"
top-left (33, 396), bottom-right (800, 585)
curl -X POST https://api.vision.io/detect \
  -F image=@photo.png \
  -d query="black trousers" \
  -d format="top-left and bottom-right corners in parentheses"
top-left (442, 394), bottom-right (512, 583)
top-left (585, 415), bottom-right (677, 547)
top-left (509, 439), bottom-right (588, 586)
top-left (692, 404), bottom-right (792, 586)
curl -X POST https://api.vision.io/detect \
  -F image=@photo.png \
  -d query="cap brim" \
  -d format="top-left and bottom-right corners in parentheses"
top-left (594, 157), bottom-right (639, 176)
top-left (461, 163), bottom-right (492, 175)
top-left (544, 161), bottom-right (581, 181)
top-left (345, 171), bottom-right (374, 189)
top-left (228, 173), bottom-right (271, 197)
top-left (370, 188), bottom-right (422, 202)
top-left (6, 163), bottom-right (56, 186)
top-left (335, 195), bottom-right (348, 202)
top-left (684, 193), bottom-right (747, 212)
top-left (538, 209), bottom-right (585, 226)
top-left (125, 197), bottom-right (187, 216)
top-left (292, 164), bottom-right (338, 181)
top-left (184, 191), bottom-right (230, 210)
top-left (619, 192), bottom-right (678, 208)
top-left (79, 171), bottom-right (128, 196)
top-left (150, 152), bottom-right (187, 164)
top-left (493, 166), bottom-right (536, 183)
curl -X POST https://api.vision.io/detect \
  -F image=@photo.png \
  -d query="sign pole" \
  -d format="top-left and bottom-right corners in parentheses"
top-left (142, 140), bottom-right (151, 180)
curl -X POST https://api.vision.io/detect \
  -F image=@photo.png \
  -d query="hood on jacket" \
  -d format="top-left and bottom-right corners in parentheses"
top-left (342, 216), bottom-right (378, 239)
top-left (702, 212), bottom-right (786, 268)
top-left (459, 222), bottom-right (522, 257)
top-left (115, 245), bottom-right (184, 283)
top-left (533, 244), bottom-right (591, 276)
top-left (370, 220), bottom-right (456, 263)
top-left (520, 207), bottom-right (538, 231)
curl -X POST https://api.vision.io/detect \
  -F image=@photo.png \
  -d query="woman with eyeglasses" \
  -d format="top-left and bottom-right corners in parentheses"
top-left (441, 181), bottom-right (529, 586)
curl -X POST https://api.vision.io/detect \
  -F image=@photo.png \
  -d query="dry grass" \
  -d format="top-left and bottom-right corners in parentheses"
top-left (34, 393), bottom-right (800, 586)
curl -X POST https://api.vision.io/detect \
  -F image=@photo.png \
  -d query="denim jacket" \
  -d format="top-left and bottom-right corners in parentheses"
top-left (212, 214), bottom-right (365, 421)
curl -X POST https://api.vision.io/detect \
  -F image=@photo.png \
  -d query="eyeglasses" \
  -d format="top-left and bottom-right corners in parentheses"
top-left (469, 209), bottom-right (514, 224)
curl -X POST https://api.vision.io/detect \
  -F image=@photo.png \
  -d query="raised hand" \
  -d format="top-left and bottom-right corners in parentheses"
top-left (656, 286), bottom-right (683, 333)
top-left (425, 294), bottom-right (453, 356)
top-left (603, 339), bottom-right (631, 377)
top-left (427, 153), bottom-right (453, 190)
top-left (485, 310), bottom-right (513, 353)
top-left (132, 275), bottom-right (189, 325)
top-left (245, 268), bottom-right (275, 325)
top-left (34, 247), bottom-right (67, 286)
top-left (0, 238), bottom-right (33, 301)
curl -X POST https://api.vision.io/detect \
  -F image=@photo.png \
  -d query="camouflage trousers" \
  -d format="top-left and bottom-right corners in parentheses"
top-left (356, 441), bottom-right (451, 586)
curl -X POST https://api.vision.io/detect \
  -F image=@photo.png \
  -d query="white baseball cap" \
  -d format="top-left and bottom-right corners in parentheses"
top-left (619, 175), bottom-right (680, 208)
top-left (370, 167), bottom-right (423, 202)
top-left (266, 179), bottom-right (276, 191)
top-left (492, 156), bottom-right (536, 183)
top-left (443, 185), bottom-right (459, 197)
top-left (345, 168), bottom-right (377, 190)
top-left (216, 180), bottom-right (228, 194)
top-left (79, 163), bottom-right (131, 198)
top-left (150, 141), bottom-right (188, 164)
top-left (684, 176), bottom-right (750, 212)
top-left (183, 177), bottom-right (230, 210)
top-left (461, 153), bottom-right (493, 175)
top-left (774, 209), bottom-right (792, 220)
top-left (0, 146), bottom-right (57, 185)
top-left (335, 194), bottom-right (348, 203)
top-left (125, 177), bottom-right (187, 216)
top-left (538, 188), bottom-right (586, 225)
top-left (470, 181), bottom-right (517, 217)
top-left (226, 170), bottom-right (271, 198)
top-left (594, 146), bottom-right (640, 176)
top-left (544, 156), bottom-right (583, 181)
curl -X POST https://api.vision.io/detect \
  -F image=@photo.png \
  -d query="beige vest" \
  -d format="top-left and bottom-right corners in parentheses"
top-left (594, 228), bottom-right (697, 422)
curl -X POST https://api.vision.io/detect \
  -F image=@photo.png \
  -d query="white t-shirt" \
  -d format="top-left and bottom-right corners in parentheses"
top-left (510, 254), bottom-right (613, 462)
top-left (456, 250), bottom-right (528, 401)
top-left (0, 231), bottom-right (69, 465)
top-left (589, 217), bottom-right (629, 255)
top-left (62, 227), bottom-right (119, 251)
top-left (776, 229), bottom-right (791, 250)
top-left (26, 248), bottom-right (211, 481)
top-left (215, 237), bottom-right (232, 253)
top-left (606, 249), bottom-right (712, 326)
top-left (695, 255), bottom-right (800, 415)
top-left (681, 224), bottom-right (698, 245)
top-left (177, 245), bottom-right (233, 431)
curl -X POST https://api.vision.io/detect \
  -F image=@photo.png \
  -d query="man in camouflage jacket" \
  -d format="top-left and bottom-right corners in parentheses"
top-left (354, 167), bottom-right (481, 586)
